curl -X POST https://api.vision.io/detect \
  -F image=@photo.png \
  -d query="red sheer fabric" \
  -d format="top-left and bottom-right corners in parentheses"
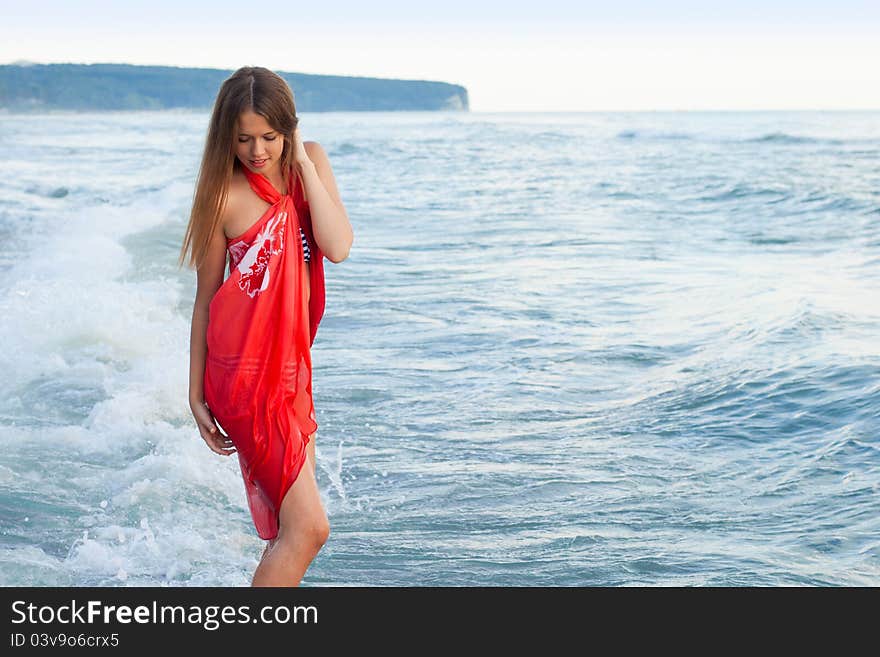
top-left (204, 163), bottom-right (326, 540)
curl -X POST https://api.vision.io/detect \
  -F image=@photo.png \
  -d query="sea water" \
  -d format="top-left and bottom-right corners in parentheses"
top-left (0, 109), bottom-right (877, 586)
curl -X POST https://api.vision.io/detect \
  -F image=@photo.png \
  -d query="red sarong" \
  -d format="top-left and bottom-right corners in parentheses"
top-left (204, 163), bottom-right (325, 540)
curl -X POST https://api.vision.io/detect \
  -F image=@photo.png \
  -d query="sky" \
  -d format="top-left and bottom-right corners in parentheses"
top-left (2, 1), bottom-right (879, 111)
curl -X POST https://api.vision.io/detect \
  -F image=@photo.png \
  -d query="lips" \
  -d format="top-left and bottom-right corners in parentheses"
top-left (250, 159), bottom-right (267, 168)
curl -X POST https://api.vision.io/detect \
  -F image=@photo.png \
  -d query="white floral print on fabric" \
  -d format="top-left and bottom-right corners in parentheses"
top-left (230, 211), bottom-right (288, 298)
top-left (228, 240), bottom-right (250, 271)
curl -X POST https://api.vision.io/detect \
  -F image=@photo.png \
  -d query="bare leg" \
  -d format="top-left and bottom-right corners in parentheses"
top-left (259, 537), bottom-right (278, 562)
top-left (307, 431), bottom-right (316, 477)
top-left (257, 434), bottom-right (315, 563)
top-left (251, 433), bottom-right (328, 587)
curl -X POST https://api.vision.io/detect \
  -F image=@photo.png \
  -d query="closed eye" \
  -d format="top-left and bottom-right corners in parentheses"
top-left (238, 134), bottom-right (277, 142)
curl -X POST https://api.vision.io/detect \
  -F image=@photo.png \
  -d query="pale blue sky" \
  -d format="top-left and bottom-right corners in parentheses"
top-left (3, 1), bottom-right (879, 111)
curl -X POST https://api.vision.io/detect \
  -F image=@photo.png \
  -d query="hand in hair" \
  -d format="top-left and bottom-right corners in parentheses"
top-left (292, 126), bottom-right (311, 168)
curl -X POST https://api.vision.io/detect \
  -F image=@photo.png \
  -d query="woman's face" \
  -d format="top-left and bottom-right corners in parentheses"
top-left (235, 110), bottom-right (285, 177)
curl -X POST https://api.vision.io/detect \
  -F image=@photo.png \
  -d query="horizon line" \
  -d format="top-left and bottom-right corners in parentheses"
top-left (2, 60), bottom-right (878, 114)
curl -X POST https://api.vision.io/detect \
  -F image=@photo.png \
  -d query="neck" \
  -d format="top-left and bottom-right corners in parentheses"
top-left (276, 164), bottom-right (293, 194)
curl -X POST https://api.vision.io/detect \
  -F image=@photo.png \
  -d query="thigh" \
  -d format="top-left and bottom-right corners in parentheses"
top-left (307, 431), bottom-right (316, 475)
top-left (277, 447), bottom-right (325, 538)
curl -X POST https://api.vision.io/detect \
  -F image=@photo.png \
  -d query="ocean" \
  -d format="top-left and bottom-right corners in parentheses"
top-left (0, 109), bottom-right (877, 586)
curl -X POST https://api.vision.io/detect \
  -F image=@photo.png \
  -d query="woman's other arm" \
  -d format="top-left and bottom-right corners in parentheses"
top-left (189, 221), bottom-right (236, 455)
top-left (300, 139), bottom-right (353, 263)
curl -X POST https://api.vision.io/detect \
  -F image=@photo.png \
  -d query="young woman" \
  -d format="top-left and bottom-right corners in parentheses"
top-left (178, 66), bottom-right (353, 586)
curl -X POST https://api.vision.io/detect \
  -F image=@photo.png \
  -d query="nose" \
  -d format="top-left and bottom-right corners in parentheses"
top-left (250, 139), bottom-right (268, 157)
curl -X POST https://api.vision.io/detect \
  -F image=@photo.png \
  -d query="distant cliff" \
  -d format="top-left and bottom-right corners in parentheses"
top-left (0, 62), bottom-right (469, 112)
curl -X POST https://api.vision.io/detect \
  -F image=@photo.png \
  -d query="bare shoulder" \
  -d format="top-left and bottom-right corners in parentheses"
top-left (305, 140), bottom-right (333, 164)
top-left (227, 167), bottom-right (248, 201)
top-left (220, 169), bottom-right (248, 235)
top-left (304, 140), bottom-right (322, 152)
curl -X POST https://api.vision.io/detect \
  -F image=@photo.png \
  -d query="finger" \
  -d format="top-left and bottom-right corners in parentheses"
top-left (202, 434), bottom-right (235, 456)
top-left (207, 430), bottom-right (236, 454)
top-left (214, 434), bottom-right (236, 450)
top-left (203, 422), bottom-right (227, 439)
top-left (213, 439), bottom-right (237, 455)
top-left (201, 420), bottom-right (228, 438)
top-left (198, 426), bottom-right (225, 448)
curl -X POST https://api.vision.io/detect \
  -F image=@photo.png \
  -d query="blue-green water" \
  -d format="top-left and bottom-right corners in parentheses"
top-left (0, 109), bottom-right (878, 585)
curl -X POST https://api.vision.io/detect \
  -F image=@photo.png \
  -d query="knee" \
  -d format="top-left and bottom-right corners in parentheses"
top-left (299, 517), bottom-right (329, 554)
top-left (280, 515), bottom-right (329, 552)
top-left (313, 517), bottom-right (330, 549)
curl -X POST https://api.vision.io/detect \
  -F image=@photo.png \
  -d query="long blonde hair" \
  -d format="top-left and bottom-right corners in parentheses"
top-left (178, 66), bottom-right (299, 270)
